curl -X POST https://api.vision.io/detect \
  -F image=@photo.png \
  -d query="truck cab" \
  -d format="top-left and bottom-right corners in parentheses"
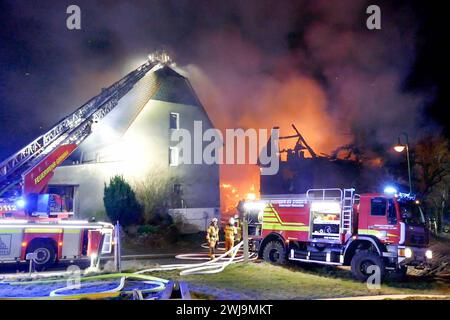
top-left (0, 193), bottom-right (72, 220)
top-left (357, 192), bottom-right (431, 268)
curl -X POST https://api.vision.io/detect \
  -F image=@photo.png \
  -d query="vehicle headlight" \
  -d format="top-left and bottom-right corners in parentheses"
top-left (425, 249), bottom-right (433, 260)
top-left (405, 247), bottom-right (413, 258)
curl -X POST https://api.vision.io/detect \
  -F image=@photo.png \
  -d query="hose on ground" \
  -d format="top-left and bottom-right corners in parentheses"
top-left (49, 276), bottom-right (126, 297)
top-left (0, 273), bottom-right (168, 300)
top-left (136, 241), bottom-right (257, 276)
top-left (0, 240), bottom-right (256, 299)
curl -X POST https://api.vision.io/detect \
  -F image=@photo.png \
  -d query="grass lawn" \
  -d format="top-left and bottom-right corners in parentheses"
top-left (119, 233), bottom-right (449, 299)
top-left (141, 261), bottom-right (450, 300)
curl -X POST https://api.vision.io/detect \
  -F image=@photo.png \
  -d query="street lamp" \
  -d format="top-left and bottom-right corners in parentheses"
top-left (393, 132), bottom-right (412, 194)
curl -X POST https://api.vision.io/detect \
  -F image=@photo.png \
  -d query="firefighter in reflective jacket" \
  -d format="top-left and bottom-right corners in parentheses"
top-left (224, 217), bottom-right (238, 256)
top-left (206, 218), bottom-right (219, 259)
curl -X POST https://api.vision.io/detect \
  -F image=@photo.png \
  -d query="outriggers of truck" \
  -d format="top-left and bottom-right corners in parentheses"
top-left (245, 188), bottom-right (433, 281)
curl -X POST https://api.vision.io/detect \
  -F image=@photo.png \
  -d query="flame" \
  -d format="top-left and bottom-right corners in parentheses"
top-left (186, 53), bottom-right (352, 219)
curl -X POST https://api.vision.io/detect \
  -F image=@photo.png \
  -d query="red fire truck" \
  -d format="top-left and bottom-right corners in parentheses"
top-left (0, 53), bottom-right (167, 271)
top-left (0, 144), bottom-right (116, 271)
top-left (245, 188), bottom-right (433, 281)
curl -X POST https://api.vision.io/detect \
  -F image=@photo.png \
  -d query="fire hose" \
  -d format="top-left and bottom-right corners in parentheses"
top-left (136, 241), bottom-right (257, 276)
top-left (0, 241), bottom-right (256, 299)
top-left (0, 273), bottom-right (169, 300)
top-left (40, 241), bottom-right (256, 298)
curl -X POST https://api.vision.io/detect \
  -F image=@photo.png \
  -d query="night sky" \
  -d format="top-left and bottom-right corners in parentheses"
top-left (0, 0), bottom-right (449, 163)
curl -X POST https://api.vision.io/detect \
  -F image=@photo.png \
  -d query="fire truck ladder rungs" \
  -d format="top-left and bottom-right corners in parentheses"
top-left (0, 58), bottom-right (163, 195)
top-left (341, 188), bottom-right (355, 234)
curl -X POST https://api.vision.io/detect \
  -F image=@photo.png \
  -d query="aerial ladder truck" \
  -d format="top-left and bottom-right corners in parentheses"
top-left (0, 52), bottom-right (169, 270)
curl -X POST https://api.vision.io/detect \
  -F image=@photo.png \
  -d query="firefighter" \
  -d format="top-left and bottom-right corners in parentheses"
top-left (224, 217), bottom-right (238, 256)
top-left (206, 218), bottom-right (219, 259)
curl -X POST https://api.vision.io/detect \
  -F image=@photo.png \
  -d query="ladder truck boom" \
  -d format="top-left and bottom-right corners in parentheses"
top-left (0, 58), bottom-right (159, 196)
top-left (0, 52), bottom-right (172, 270)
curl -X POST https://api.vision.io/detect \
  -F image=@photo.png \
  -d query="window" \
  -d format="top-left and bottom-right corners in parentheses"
top-left (173, 184), bottom-right (182, 194)
top-left (170, 112), bottom-right (179, 129)
top-left (399, 201), bottom-right (426, 226)
top-left (371, 197), bottom-right (387, 216)
top-left (169, 147), bottom-right (179, 166)
top-left (387, 199), bottom-right (397, 224)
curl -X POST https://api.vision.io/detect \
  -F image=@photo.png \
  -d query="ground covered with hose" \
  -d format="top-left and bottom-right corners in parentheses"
top-left (0, 241), bottom-right (255, 300)
top-left (0, 273), bottom-right (168, 300)
top-left (2, 240), bottom-right (447, 300)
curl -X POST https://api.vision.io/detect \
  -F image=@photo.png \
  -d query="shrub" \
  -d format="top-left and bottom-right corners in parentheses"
top-left (133, 169), bottom-right (180, 224)
top-left (103, 175), bottom-right (142, 226)
top-left (137, 224), bottom-right (160, 235)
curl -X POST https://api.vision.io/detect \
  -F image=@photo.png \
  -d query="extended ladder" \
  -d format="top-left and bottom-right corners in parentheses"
top-left (341, 188), bottom-right (355, 235)
top-left (0, 52), bottom-right (170, 196)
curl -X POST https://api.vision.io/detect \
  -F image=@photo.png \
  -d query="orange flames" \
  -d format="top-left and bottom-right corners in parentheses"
top-left (185, 42), bottom-right (353, 216)
top-left (190, 72), bottom-right (352, 215)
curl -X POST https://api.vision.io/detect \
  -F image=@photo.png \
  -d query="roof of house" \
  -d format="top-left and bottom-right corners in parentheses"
top-left (65, 64), bottom-right (207, 163)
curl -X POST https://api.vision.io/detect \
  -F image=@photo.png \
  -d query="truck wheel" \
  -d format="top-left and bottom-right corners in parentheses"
top-left (351, 250), bottom-right (385, 282)
top-left (27, 241), bottom-right (56, 271)
top-left (262, 240), bottom-right (286, 265)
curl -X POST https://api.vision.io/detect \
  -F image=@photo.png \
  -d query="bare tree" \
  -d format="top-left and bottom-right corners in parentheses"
top-left (414, 135), bottom-right (450, 232)
top-left (132, 167), bottom-right (180, 224)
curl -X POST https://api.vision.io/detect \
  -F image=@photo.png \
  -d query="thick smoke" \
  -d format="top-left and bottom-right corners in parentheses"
top-left (0, 0), bottom-right (432, 198)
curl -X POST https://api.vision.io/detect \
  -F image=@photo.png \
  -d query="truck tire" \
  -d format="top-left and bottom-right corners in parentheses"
top-left (27, 240), bottom-right (56, 271)
top-left (351, 250), bottom-right (385, 282)
top-left (262, 240), bottom-right (286, 265)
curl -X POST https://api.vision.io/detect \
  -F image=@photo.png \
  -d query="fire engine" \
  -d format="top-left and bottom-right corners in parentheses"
top-left (244, 188), bottom-right (433, 281)
top-left (0, 52), bottom-right (169, 271)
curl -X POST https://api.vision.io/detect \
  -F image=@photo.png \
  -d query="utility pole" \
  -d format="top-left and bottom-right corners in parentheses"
top-left (394, 132), bottom-right (412, 194)
top-left (405, 142), bottom-right (412, 195)
top-left (114, 221), bottom-right (122, 272)
top-left (243, 214), bottom-right (249, 263)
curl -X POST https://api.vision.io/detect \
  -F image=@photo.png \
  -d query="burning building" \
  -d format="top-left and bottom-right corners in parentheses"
top-left (49, 54), bottom-right (220, 232)
top-left (259, 125), bottom-right (388, 195)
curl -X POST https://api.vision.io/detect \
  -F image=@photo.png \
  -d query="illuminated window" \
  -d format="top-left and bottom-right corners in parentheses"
top-left (170, 112), bottom-right (179, 129)
top-left (169, 147), bottom-right (179, 166)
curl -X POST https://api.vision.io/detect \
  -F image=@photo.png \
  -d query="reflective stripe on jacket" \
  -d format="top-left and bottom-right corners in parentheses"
top-left (206, 226), bottom-right (219, 241)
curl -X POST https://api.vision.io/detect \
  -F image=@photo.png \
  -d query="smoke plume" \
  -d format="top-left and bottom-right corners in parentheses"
top-left (0, 0), bottom-right (434, 204)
